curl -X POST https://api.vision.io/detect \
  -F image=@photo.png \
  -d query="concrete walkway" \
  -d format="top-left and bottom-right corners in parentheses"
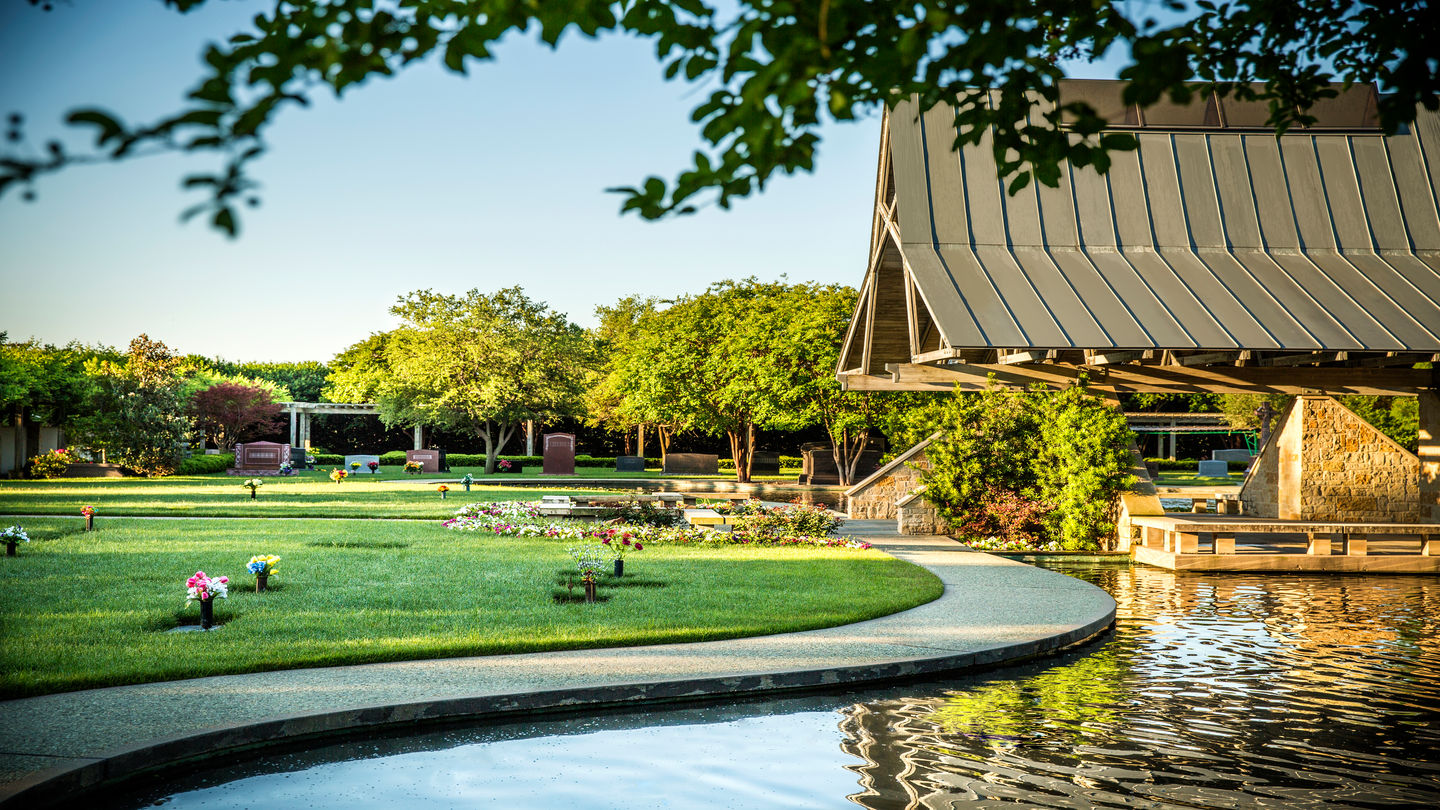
top-left (0, 522), bottom-right (1116, 807)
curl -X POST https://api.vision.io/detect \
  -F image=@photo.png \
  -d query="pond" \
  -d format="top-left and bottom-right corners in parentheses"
top-left (103, 562), bottom-right (1440, 809)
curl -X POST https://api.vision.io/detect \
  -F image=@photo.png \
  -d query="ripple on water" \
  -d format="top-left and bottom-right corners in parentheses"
top-left (101, 562), bottom-right (1440, 810)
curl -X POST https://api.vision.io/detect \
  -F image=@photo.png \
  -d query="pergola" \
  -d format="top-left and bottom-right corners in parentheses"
top-left (279, 402), bottom-right (424, 451)
top-left (837, 80), bottom-right (1440, 532)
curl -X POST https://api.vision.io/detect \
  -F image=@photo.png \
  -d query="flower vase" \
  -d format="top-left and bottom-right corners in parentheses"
top-left (5, 541), bottom-right (14, 557)
top-left (256, 573), bottom-right (268, 593)
top-left (85, 515), bottom-right (94, 531)
top-left (250, 489), bottom-right (257, 500)
top-left (464, 483), bottom-right (471, 492)
top-left (440, 491), bottom-right (447, 500)
top-left (199, 598), bottom-right (214, 630)
top-left (614, 558), bottom-right (624, 578)
top-left (584, 578), bottom-right (597, 603)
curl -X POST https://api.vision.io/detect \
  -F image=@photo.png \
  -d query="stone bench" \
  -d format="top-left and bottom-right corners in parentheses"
top-left (1132, 515), bottom-right (1440, 556)
top-left (682, 508), bottom-right (727, 527)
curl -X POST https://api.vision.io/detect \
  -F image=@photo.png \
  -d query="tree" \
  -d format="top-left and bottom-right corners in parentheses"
top-left (586, 296), bottom-right (662, 458)
top-left (4, 2), bottom-right (1432, 235)
top-left (326, 288), bottom-right (593, 473)
top-left (190, 381), bottom-right (286, 450)
top-left (71, 334), bottom-right (190, 476)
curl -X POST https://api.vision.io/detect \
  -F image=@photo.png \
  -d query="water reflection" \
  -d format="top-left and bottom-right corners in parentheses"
top-left (843, 563), bottom-right (1440, 809)
top-left (103, 563), bottom-right (1440, 809)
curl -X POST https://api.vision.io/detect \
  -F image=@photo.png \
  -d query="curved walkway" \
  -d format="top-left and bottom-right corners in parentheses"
top-left (0, 524), bottom-right (1116, 808)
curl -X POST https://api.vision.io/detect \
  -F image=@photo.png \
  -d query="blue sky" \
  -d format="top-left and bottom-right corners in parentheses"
top-left (0, 1), bottom-right (1128, 363)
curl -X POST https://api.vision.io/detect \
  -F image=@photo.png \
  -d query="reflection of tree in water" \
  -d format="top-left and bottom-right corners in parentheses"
top-left (839, 563), bottom-right (1440, 809)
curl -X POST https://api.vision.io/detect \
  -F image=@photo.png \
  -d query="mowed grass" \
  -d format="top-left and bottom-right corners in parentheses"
top-left (0, 517), bottom-right (942, 698)
top-left (0, 470), bottom-right (619, 519)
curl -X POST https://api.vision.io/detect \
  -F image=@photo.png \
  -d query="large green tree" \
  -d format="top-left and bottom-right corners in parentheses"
top-left (326, 287), bottom-right (593, 473)
top-left (3, 1), bottom-right (1432, 234)
top-left (71, 335), bottom-right (191, 476)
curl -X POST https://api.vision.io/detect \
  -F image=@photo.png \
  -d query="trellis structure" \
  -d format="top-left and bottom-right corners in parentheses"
top-left (837, 81), bottom-right (1440, 536)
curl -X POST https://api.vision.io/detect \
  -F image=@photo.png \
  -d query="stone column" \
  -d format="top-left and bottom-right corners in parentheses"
top-left (413, 425), bottom-right (424, 450)
top-left (526, 420), bottom-right (535, 456)
top-left (1420, 390), bottom-right (1440, 523)
top-left (1168, 418), bottom-right (1177, 460)
top-left (301, 413), bottom-right (311, 450)
top-left (289, 410), bottom-right (297, 447)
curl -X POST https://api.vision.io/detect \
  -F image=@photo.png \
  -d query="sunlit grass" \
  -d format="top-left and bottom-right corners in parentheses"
top-left (0, 467), bottom-right (806, 519)
top-left (0, 517), bottom-right (942, 698)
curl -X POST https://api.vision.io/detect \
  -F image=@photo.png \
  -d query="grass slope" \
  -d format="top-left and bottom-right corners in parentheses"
top-left (0, 517), bottom-right (942, 698)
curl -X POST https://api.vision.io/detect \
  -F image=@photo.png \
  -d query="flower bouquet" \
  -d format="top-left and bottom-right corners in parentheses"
top-left (596, 528), bottom-right (643, 577)
top-left (404, 461), bottom-right (422, 474)
top-left (80, 505), bottom-right (96, 531)
top-left (185, 571), bottom-right (229, 629)
top-left (2, 525), bottom-right (29, 557)
top-left (368, 461), bottom-right (380, 474)
top-left (330, 468), bottom-right (348, 483)
top-left (497, 458), bottom-right (513, 473)
top-left (242, 478), bottom-right (263, 499)
top-left (437, 484), bottom-right (450, 499)
top-left (460, 473), bottom-right (474, 491)
top-left (246, 554), bottom-right (280, 592)
top-left (279, 461), bottom-right (293, 475)
top-left (567, 543), bottom-right (610, 602)
top-left (350, 461), bottom-right (361, 471)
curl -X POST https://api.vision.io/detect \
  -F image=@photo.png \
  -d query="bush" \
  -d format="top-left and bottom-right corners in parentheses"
top-left (28, 449), bottom-right (78, 479)
top-left (717, 500), bottom-right (844, 536)
top-left (953, 487), bottom-right (1053, 549)
top-left (922, 383), bottom-right (1134, 551)
top-left (178, 453), bottom-right (233, 474)
top-left (716, 455), bottom-right (803, 471)
top-left (311, 453), bottom-right (343, 465)
top-left (596, 501), bottom-right (687, 527)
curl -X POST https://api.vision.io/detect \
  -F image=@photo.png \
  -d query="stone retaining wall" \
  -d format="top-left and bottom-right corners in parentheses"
top-left (1241, 396), bottom-right (1422, 522)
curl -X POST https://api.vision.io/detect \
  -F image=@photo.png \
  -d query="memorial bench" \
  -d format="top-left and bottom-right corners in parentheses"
top-left (1132, 515), bottom-right (1440, 556)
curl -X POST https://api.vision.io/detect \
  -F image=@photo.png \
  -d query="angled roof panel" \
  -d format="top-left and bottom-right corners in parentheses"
top-left (875, 88), bottom-right (1440, 353)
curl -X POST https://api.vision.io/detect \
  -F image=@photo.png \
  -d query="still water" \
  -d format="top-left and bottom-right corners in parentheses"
top-left (108, 562), bottom-right (1440, 809)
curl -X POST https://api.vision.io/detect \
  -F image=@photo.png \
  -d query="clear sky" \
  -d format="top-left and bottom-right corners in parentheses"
top-left (0, 1), bottom-right (1126, 363)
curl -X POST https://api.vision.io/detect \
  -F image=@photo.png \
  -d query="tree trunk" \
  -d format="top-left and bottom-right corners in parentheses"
top-left (657, 426), bottom-right (671, 465)
top-left (636, 424), bottom-right (644, 458)
top-left (828, 426), bottom-right (871, 487)
top-left (482, 419), bottom-right (518, 474)
top-left (729, 421), bottom-right (755, 483)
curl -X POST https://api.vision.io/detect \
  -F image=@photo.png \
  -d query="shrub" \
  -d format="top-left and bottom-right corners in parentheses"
top-left (922, 382), bottom-right (1134, 551)
top-left (953, 487), bottom-right (1053, 550)
top-left (178, 453), bottom-right (233, 474)
top-left (1144, 457), bottom-right (1248, 472)
top-left (719, 500), bottom-right (844, 536)
top-left (597, 500), bottom-right (686, 527)
top-left (311, 453), bottom-right (343, 465)
top-left (28, 449), bottom-right (78, 479)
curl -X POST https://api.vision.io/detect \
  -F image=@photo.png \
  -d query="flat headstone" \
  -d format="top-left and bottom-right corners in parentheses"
top-left (542, 433), bottom-right (576, 475)
top-left (345, 454), bottom-right (381, 472)
top-left (1197, 460), bottom-right (1230, 477)
top-left (1211, 449), bottom-right (1252, 464)
top-left (663, 453), bottom-right (719, 475)
top-left (615, 455), bottom-right (646, 472)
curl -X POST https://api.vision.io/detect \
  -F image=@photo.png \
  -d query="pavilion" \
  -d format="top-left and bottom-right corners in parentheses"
top-left (838, 81), bottom-right (1440, 569)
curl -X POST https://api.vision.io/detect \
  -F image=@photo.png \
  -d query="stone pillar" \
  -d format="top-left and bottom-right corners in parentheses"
top-left (413, 425), bottom-right (424, 450)
top-left (526, 420), bottom-right (535, 456)
top-left (636, 424), bottom-right (644, 458)
top-left (1168, 418), bottom-right (1177, 460)
top-left (300, 413), bottom-right (311, 450)
top-left (1420, 390), bottom-right (1440, 523)
top-left (289, 410), bottom-right (297, 447)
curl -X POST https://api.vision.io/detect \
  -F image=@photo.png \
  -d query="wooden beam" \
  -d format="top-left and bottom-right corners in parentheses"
top-left (1254, 351), bottom-right (1349, 367)
top-left (998, 350), bottom-right (1054, 365)
top-left (1176, 351), bottom-right (1243, 367)
top-left (872, 362), bottom-right (1437, 395)
top-left (1087, 351), bottom-right (1147, 365)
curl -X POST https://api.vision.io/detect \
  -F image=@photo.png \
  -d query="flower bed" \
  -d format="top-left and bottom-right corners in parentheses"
top-left (443, 500), bottom-right (870, 549)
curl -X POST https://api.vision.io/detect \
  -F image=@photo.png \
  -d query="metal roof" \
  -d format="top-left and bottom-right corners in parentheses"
top-left (887, 91), bottom-right (1440, 353)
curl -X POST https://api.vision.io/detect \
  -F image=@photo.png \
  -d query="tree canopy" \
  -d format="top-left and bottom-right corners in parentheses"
top-left (326, 287), bottom-right (593, 472)
top-left (4, 1), bottom-right (1432, 234)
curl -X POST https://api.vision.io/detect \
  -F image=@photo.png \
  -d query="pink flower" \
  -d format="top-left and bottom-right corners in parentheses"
top-left (634, 542), bottom-right (643, 551)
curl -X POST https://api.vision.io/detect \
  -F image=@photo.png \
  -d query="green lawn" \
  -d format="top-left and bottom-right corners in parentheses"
top-left (0, 470), bottom-right (620, 519)
top-left (0, 517), bottom-right (942, 698)
top-left (1153, 471), bottom-right (1246, 487)
top-left (0, 467), bottom-right (812, 519)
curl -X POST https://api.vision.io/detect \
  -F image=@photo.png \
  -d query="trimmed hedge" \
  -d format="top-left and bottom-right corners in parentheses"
top-left (1144, 457), bottom-right (1249, 471)
top-left (718, 455), bottom-right (804, 471)
top-left (179, 454), bottom-right (233, 474)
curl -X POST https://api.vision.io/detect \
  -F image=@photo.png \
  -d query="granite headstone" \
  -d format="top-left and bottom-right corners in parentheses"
top-left (542, 433), bottom-right (576, 475)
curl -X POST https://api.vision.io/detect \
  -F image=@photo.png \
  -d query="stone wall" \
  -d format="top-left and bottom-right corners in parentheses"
top-left (848, 458), bottom-right (928, 519)
top-left (1240, 396), bottom-right (1422, 522)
